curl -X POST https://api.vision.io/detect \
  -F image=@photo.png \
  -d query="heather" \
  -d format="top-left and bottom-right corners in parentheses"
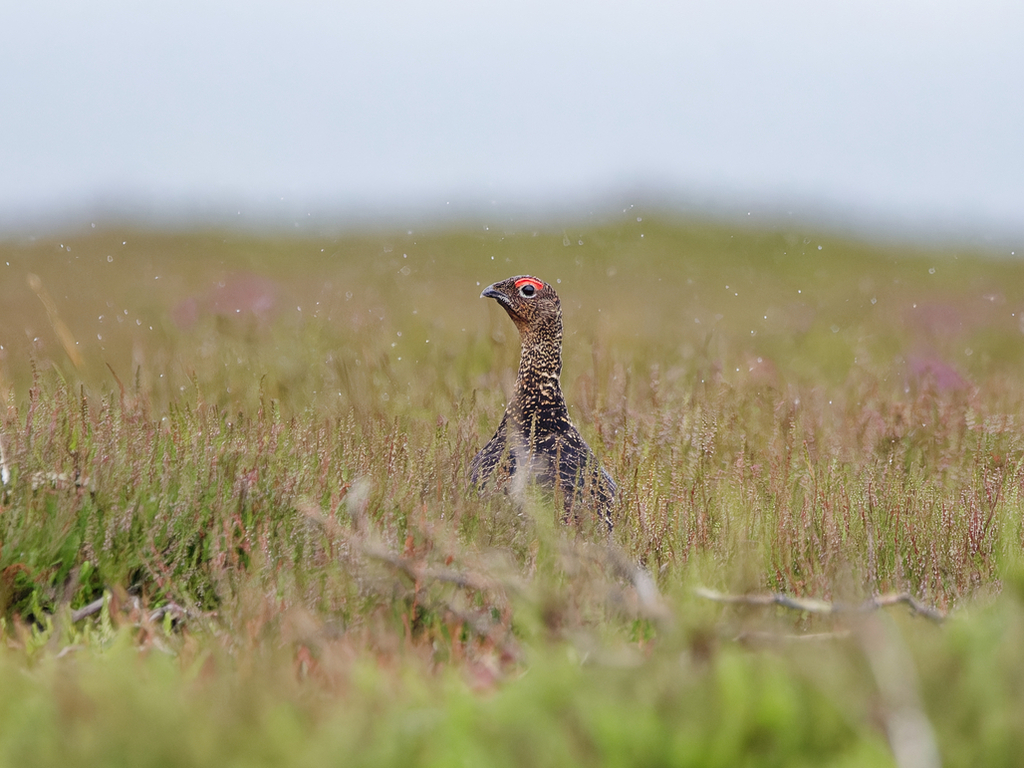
top-left (2, 218), bottom-right (1024, 766)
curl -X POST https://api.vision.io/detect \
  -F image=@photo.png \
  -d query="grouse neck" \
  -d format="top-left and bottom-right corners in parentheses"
top-left (516, 334), bottom-right (562, 374)
top-left (513, 324), bottom-right (565, 407)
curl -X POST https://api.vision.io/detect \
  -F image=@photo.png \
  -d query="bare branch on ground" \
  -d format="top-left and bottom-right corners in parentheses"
top-left (694, 587), bottom-right (945, 623)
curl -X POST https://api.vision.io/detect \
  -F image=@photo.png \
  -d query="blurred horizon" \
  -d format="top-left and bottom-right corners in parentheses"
top-left (3, 1), bottom-right (1023, 247)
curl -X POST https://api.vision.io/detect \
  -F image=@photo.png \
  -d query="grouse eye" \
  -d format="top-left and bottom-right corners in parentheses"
top-left (513, 277), bottom-right (544, 298)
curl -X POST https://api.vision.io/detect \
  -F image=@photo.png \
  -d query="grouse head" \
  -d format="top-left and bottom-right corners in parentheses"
top-left (480, 275), bottom-right (562, 341)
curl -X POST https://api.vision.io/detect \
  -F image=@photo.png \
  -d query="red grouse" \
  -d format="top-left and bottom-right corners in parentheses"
top-left (470, 275), bottom-right (616, 530)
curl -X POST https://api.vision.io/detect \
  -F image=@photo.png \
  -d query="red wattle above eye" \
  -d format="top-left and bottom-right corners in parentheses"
top-left (514, 277), bottom-right (544, 292)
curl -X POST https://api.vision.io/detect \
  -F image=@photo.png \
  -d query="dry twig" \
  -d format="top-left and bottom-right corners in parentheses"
top-left (734, 629), bottom-right (853, 643)
top-left (70, 595), bottom-right (195, 625)
top-left (694, 587), bottom-right (945, 623)
top-left (71, 597), bottom-right (106, 622)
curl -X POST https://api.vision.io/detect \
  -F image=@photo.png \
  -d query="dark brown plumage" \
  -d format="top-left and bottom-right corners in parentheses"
top-left (470, 275), bottom-right (616, 530)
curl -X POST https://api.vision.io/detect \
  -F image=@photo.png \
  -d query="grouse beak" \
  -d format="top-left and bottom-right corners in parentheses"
top-left (481, 283), bottom-right (511, 307)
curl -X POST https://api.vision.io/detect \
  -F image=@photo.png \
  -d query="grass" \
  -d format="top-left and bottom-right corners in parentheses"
top-left (2, 215), bottom-right (1024, 765)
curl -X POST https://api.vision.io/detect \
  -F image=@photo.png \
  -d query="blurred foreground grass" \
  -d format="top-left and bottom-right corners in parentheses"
top-left (2, 217), bottom-right (1024, 765)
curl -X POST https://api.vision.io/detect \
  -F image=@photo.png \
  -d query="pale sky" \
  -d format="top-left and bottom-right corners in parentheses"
top-left (2, 1), bottom-right (1022, 240)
